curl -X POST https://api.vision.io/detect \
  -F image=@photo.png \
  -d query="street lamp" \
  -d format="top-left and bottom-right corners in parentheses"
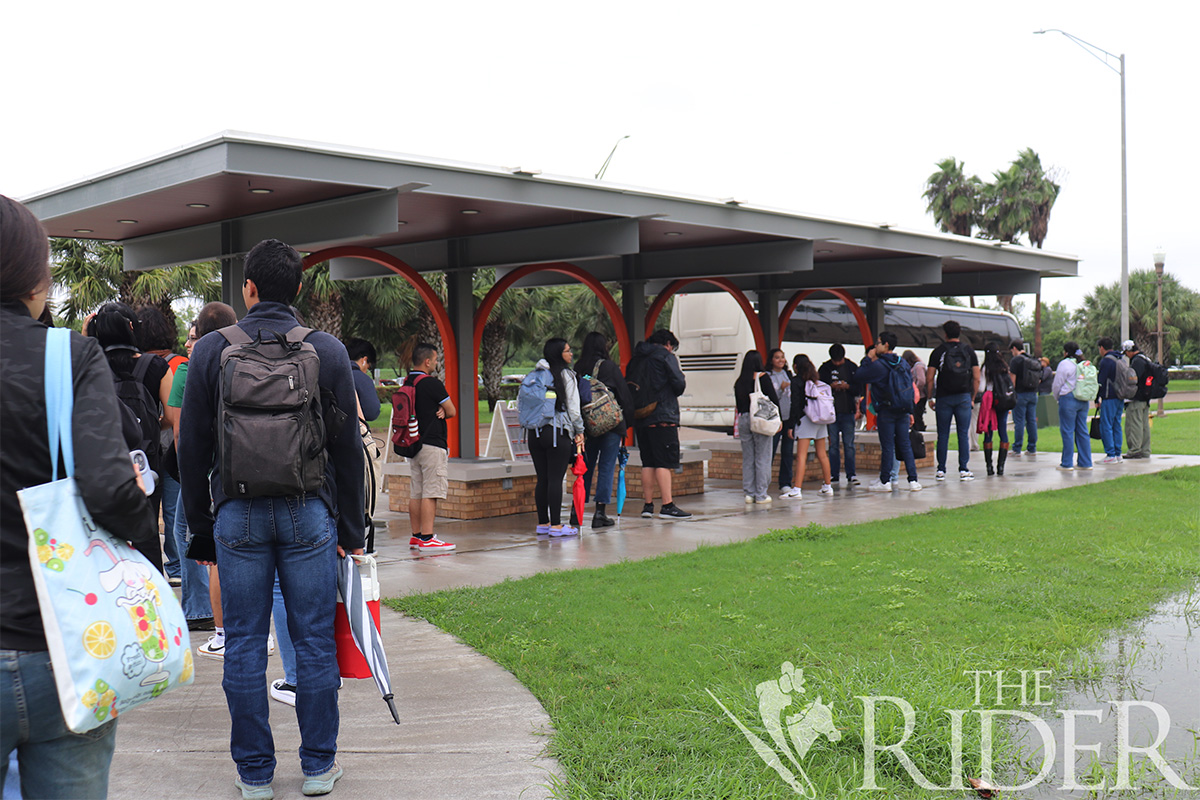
top-left (1035, 29), bottom-right (1129, 343)
top-left (1154, 248), bottom-right (1166, 417)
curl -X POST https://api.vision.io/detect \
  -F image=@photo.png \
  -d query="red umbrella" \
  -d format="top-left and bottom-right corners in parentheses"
top-left (571, 446), bottom-right (587, 531)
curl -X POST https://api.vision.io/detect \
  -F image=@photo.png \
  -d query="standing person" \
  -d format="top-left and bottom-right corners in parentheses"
top-left (926, 320), bottom-right (980, 482)
top-left (138, 305), bottom-right (188, 585)
top-left (819, 344), bottom-right (861, 487)
top-left (1123, 340), bottom-right (1153, 459)
top-left (1095, 337), bottom-right (1126, 464)
top-left (179, 239), bottom-right (364, 798)
top-left (734, 351), bottom-right (780, 504)
top-left (2, 195), bottom-right (157, 799)
top-left (576, 332), bottom-right (633, 528)
top-left (525, 339), bottom-right (584, 536)
top-left (977, 343), bottom-right (1011, 476)
top-left (1051, 342), bottom-right (1093, 471)
top-left (1038, 357), bottom-right (1054, 395)
top-left (902, 350), bottom-right (928, 433)
top-left (856, 332), bottom-right (922, 492)
top-left (631, 329), bottom-right (692, 519)
top-left (765, 349), bottom-right (795, 496)
top-left (344, 337), bottom-right (381, 423)
top-left (787, 354), bottom-right (834, 497)
top-left (401, 343), bottom-right (458, 551)
top-left (1008, 340), bottom-right (1040, 456)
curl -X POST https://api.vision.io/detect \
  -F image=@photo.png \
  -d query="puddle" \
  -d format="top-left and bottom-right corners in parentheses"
top-left (1011, 590), bottom-right (1200, 798)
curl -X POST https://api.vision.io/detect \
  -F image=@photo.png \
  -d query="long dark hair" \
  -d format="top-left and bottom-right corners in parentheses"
top-left (0, 195), bottom-right (51, 307)
top-left (91, 302), bottom-right (142, 376)
top-left (136, 305), bottom-right (177, 352)
top-left (578, 331), bottom-right (610, 378)
top-left (983, 343), bottom-right (1007, 384)
top-left (1062, 341), bottom-right (1080, 362)
top-left (543, 338), bottom-right (571, 412)
top-left (738, 350), bottom-right (765, 385)
top-left (792, 353), bottom-right (818, 384)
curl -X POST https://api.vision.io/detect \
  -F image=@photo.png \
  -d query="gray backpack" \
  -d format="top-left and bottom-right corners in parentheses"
top-left (217, 325), bottom-right (326, 498)
top-left (1111, 353), bottom-right (1139, 401)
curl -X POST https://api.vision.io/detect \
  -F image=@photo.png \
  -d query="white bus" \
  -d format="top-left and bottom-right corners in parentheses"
top-left (671, 293), bottom-right (1022, 429)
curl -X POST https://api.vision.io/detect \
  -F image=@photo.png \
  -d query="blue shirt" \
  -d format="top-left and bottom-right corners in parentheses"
top-left (352, 361), bottom-right (381, 422)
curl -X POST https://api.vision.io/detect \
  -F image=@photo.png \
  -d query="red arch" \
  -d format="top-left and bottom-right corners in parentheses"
top-left (778, 288), bottom-right (874, 351)
top-left (644, 278), bottom-right (766, 355)
top-left (302, 246), bottom-right (460, 457)
top-left (474, 262), bottom-right (630, 454)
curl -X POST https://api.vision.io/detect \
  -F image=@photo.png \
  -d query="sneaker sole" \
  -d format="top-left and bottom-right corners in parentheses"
top-left (302, 765), bottom-right (344, 796)
top-left (197, 648), bottom-right (225, 660)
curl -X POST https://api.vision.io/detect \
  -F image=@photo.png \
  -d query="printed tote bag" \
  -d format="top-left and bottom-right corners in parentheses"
top-left (18, 328), bottom-right (193, 733)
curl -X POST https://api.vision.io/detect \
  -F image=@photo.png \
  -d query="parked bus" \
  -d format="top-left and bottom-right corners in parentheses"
top-left (671, 293), bottom-right (1022, 429)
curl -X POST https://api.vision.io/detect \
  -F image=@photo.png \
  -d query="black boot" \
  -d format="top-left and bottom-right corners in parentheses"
top-left (997, 443), bottom-right (1008, 476)
top-left (592, 503), bottom-right (615, 528)
top-left (983, 442), bottom-right (994, 476)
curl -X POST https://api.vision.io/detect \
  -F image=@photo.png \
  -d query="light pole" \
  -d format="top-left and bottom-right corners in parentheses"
top-left (1154, 249), bottom-right (1166, 417)
top-left (1035, 29), bottom-right (1129, 342)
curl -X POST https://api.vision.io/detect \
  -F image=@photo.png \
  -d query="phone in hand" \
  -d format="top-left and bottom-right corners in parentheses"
top-left (130, 449), bottom-right (156, 496)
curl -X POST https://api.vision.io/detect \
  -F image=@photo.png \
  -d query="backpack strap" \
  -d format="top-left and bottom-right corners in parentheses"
top-left (218, 324), bottom-right (252, 345)
top-left (285, 326), bottom-right (314, 344)
top-left (132, 353), bottom-right (155, 383)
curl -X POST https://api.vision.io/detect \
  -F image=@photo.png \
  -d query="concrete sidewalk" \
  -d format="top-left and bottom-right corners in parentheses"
top-left (109, 447), bottom-right (1199, 799)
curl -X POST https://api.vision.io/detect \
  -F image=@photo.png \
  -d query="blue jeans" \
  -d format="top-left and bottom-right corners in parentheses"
top-left (161, 471), bottom-right (181, 578)
top-left (1012, 392), bottom-right (1038, 453)
top-left (214, 496), bottom-right (340, 785)
top-left (583, 430), bottom-right (622, 505)
top-left (1, 650), bottom-right (117, 799)
top-left (174, 493), bottom-right (212, 620)
top-left (273, 576), bottom-right (298, 686)
top-left (876, 409), bottom-right (916, 484)
top-left (827, 412), bottom-right (857, 480)
top-left (1099, 398), bottom-right (1124, 457)
top-left (1057, 394), bottom-right (1093, 468)
top-left (771, 429), bottom-right (795, 489)
top-left (935, 392), bottom-right (973, 473)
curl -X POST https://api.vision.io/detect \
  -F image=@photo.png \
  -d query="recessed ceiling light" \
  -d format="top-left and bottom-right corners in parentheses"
top-left (74, 228), bottom-right (94, 234)
top-left (118, 219), bottom-right (138, 224)
top-left (249, 188), bottom-right (273, 195)
top-left (187, 202), bottom-right (209, 208)
top-left (817, 249), bottom-right (834, 255)
top-left (397, 220), bottom-right (407, 225)
top-left (664, 231), bottom-right (682, 236)
top-left (460, 209), bottom-right (480, 215)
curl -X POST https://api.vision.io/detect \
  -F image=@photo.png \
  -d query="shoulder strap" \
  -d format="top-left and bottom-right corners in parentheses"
top-left (132, 353), bottom-right (154, 383)
top-left (44, 328), bottom-right (75, 480)
top-left (218, 324), bottom-right (251, 345)
top-left (285, 326), bottom-right (314, 344)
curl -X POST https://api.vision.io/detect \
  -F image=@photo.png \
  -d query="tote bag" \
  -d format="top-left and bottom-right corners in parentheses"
top-left (17, 327), bottom-right (193, 734)
top-left (748, 377), bottom-right (782, 436)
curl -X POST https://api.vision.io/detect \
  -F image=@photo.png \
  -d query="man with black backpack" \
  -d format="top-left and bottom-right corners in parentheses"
top-left (628, 329), bottom-right (692, 519)
top-left (925, 320), bottom-right (980, 481)
top-left (179, 239), bottom-right (363, 798)
top-left (1008, 340), bottom-right (1040, 457)
top-left (1123, 340), bottom-right (1160, 459)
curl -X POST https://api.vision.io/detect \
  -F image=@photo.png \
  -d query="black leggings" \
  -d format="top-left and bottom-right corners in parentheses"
top-left (529, 426), bottom-right (573, 525)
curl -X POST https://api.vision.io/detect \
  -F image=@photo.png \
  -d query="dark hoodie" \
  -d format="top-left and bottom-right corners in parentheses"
top-left (629, 340), bottom-right (686, 426)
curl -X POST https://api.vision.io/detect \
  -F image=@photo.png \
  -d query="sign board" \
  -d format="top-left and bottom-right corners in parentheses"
top-left (483, 401), bottom-right (531, 461)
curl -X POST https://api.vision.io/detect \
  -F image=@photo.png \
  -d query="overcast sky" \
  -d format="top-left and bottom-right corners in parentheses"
top-left (5, 0), bottom-right (1196, 311)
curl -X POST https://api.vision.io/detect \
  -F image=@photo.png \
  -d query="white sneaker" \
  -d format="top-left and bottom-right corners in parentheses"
top-left (848, 476), bottom-right (861, 486)
top-left (935, 470), bottom-right (946, 481)
top-left (1011, 450), bottom-right (1022, 458)
top-left (959, 470), bottom-right (975, 481)
top-left (779, 485), bottom-right (793, 496)
top-left (745, 495), bottom-right (755, 504)
top-left (757, 495), bottom-right (772, 504)
top-left (270, 678), bottom-right (297, 706)
top-left (781, 487), bottom-right (802, 499)
top-left (266, 633), bottom-right (275, 656)
top-left (819, 484), bottom-right (833, 495)
top-left (868, 480), bottom-right (892, 492)
top-left (908, 480), bottom-right (923, 491)
top-left (197, 634), bottom-right (225, 660)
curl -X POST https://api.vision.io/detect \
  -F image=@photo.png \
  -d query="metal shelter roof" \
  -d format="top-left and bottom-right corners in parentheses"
top-left (22, 131), bottom-right (1077, 300)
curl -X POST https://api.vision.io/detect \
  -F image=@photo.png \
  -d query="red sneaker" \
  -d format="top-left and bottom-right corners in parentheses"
top-left (409, 536), bottom-right (456, 552)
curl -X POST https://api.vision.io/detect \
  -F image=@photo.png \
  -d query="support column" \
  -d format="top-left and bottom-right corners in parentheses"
top-left (757, 281), bottom-right (780, 353)
top-left (621, 255), bottom-right (645, 361)
top-left (220, 222), bottom-right (247, 317)
top-left (865, 293), bottom-right (886, 344)
top-left (446, 267), bottom-right (478, 459)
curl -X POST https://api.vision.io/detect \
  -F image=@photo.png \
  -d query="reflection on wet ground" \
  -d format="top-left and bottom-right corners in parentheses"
top-left (1015, 590), bottom-right (1200, 798)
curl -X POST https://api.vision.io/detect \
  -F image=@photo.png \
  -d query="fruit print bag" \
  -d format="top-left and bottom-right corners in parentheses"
top-left (17, 327), bottom-right (193, 734)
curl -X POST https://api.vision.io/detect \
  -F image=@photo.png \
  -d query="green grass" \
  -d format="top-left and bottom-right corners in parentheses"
top-left (1168, 378), bottom-right (1199, 393)
top-left (389, 469), bottom-right (1200, 798)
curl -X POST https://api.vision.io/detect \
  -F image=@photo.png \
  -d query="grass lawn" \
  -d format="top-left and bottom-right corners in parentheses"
top-left (390, 468), bottom-right (1200, 798)
top-left (1168, 378), bottom-right (1199, 393)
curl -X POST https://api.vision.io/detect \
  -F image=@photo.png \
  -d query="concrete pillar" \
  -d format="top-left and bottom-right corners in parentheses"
top-left (757, 284), bottom-right (780, 353)
top-left (446, 268), bottom-right (477, 459)
top-left (865, 293), bottom-right (886, 342)
top-left (220, 222), bottom-right (247, 316)
top-left (621, 255), bottom-right (646, 351)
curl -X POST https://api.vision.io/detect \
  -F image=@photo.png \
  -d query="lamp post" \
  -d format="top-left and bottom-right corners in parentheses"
top-left (1154, 249), bottom-right (1166, 417)
top-left (1035, 29), bottom-right (1129, 342)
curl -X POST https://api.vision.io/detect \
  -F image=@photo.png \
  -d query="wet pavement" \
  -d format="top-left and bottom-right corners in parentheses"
top-left (106, 445), bottom-right (1200, 799)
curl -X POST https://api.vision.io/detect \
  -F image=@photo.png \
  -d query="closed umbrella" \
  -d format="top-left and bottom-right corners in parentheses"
top-left (615, 445), bottom-right (628, 516)
top-left (335, 553), bottom-right (400, 724)
top-left (571, 447), bottom-right (587, 531)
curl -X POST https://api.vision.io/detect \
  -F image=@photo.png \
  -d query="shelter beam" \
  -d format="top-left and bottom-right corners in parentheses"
top-left (446, 267), bottom-right (477, 459)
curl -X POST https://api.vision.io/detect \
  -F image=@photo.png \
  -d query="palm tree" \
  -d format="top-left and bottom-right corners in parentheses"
top-left (923, 158), bottom-right (981, 237)
top-left (50, 239), bottom-right (220, 327)
top-left (1075, 270), bottom-right (1200, 362)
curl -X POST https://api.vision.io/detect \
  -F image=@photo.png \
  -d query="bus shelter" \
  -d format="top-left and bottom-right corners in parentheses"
top-left (23, 131), bottom-right (1079, 461)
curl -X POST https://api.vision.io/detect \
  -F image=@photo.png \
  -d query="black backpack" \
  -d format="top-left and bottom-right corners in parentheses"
top-left (624, 354), bottom-right (659, 420)
top-left (938, 342), bottom-right (974, 394)
top-left (216, 325), bottom-right (327, 498)
top-left (1134, 354), bottom-right (1170, 401)
top-left (112, 355), bottom-right (162, 470)
top-left (1016, 354), bottom-right (1042, 393)
top-left (992, 370), bottom-right (1017, 411)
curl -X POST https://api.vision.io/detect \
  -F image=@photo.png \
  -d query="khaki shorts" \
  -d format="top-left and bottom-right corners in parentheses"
top-left (410, 445), bottom-right (448, 499)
